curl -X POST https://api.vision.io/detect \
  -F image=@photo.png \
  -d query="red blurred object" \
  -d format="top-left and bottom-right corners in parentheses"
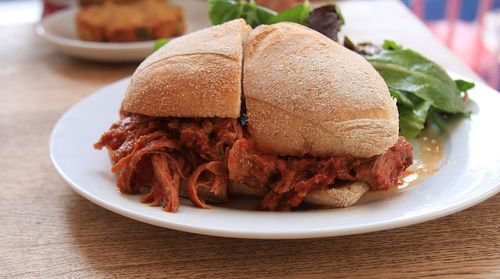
top-left (255, 0), bottom-right (303, 12)
top-left (42, 0), bottom-right (72, 18)
top-left (411, 0), bottom-right (499, 89)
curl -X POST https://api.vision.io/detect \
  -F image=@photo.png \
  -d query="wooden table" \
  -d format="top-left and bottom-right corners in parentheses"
top-left (1, 1), bottom-right (498, 278)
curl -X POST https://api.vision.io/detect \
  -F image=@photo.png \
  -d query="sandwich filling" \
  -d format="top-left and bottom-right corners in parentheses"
top-left (95, 112), bottom-right (413, 212)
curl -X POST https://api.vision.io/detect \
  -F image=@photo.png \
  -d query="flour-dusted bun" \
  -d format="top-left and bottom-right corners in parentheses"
top-left (303, 181), bottom-right (369, 208)
top-left (123, 19), bottom-right (252, 118)
top-left (228, 181), bottom-right (369, 208)
top-left (243, 23), bottom-right (399, 158)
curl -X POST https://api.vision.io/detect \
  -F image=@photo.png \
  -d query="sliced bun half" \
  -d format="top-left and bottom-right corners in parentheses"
top-left (243, 22), bottom-right (399, 158)
top-left (123, 19), bottom-right (252, 118)
top-left (228, 181), bottom-right (369, 208)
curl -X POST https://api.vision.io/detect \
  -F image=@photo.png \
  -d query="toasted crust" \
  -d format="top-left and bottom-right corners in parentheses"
top-left (228, 182), bottom-right (369, 208)
top-left (243, 23), bottom-right (399, 158)
top-left (122, 19), bottom-right (252, 118)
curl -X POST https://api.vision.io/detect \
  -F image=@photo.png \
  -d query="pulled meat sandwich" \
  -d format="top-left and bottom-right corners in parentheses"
top-left (95, 19), bottom-right (413, 212)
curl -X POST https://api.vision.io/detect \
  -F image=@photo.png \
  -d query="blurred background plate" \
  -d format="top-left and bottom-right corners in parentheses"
top-left (35, 0), bottom-right (210, 62)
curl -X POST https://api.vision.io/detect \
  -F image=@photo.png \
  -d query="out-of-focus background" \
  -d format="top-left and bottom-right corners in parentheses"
top-left (403, 0), bottom-right (500, 90)
top-left (1, 0), bottom-right (499, 89)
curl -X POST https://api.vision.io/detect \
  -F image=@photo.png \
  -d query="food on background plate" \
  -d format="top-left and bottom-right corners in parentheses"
top-left (79, 0), bottom-right (144, 6)
top-left (94, 19), bottom-right (413, 212)
top-left (76, 0), bottom-right (185, 42)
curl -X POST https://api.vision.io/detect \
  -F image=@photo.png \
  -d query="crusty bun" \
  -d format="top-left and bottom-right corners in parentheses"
top-left (243, 22), bottom-right (399, 158)
top-left (228, 181), bottom-right (369, 208)
top-left (303, 182), bottom-right (369, 208)
top-left (123, 19), bottom-right (252, 118)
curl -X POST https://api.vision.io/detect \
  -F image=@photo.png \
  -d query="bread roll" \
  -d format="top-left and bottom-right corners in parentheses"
top-left (123, 19), bottom-right (252, 118)
top-left (228, 181), bottom-right (369, 208)
top-left (303, 181), bottom-right (369, 208)
top-left (243, 22), bottom-right (399, 158)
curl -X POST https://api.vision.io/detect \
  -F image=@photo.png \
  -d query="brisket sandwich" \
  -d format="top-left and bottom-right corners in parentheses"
top-left (95, 19), bottom-right (413, 212)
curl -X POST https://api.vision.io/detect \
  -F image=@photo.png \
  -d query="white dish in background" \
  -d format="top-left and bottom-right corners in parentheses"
top-left (50, 73), bottom-right (500, 239)
top-left (35, 0), bottom-right (210, 62)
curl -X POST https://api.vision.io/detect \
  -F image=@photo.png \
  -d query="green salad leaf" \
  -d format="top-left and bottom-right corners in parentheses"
top-left (389, 88), bottom-right (413, 108)
top-left (208, 1), bottom-right (348, 41)
top-left (208, 0), bottom-right (313, 28)
top-left (382, 39), bottom-right (401, 51)
top-left (152, 39), bottom-right (170, 52)
top-left (390, 88), bottom-right (432, 139)
top-left (267, 0), bottom-right (311, 25)
top-left (208, 0), bottom-right (274, 27)
top-left (455, 79), bottom-right (475, 92)
top-left (367, 48), bottom-right (467, 114)
top-left (208, 0), bottom-right (240, 26)
top-left (427, 108), bottom-right (448, 133)
top-left (366, 40), bottom-right (475, 138)
top-left (398, 97), bottom-right (433, 139)
top-left (243, 2), bottom-right (276, 27)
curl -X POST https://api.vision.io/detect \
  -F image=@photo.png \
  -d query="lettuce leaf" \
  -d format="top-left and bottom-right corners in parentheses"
top-left (455, 79), bottom-right (475, 92)
top-left (208, 0), bottom-right (275, 27)
top-left (152, 39), bottom-right (169, 52)
top-left (267, 0), bottom-right (311, 25)
top-left (399, 98), bottom-right (433, 139)
top-left (367, 48), bottom-right (467, 114)
top-left (366, 42), bottom-right (474, 138)
top-left (208, 0), bottom-right (312, 28)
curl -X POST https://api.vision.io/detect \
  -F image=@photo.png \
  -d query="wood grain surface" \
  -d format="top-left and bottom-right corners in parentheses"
top-left (1, 1), bottom-right (498, 278)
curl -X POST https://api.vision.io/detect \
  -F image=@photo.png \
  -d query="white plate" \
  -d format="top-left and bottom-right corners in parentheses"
top-left (50, 74), bottom-right (500, 239)
top-left (36, 0), bottom-right (210, 62)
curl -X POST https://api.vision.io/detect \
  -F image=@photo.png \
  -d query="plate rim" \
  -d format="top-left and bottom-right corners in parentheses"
top-left (49, 75), bottom-right (500, 239)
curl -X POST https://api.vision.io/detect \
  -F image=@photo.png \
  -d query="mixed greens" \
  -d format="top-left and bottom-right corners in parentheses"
top-left (208, 0), bottom-right (344, 41)
top-left (365, 40), bottom-right (472, 138)
top-left (208, 0), bottom-right (311, 27)
top-left (206, 0), bottom-right (474, 139)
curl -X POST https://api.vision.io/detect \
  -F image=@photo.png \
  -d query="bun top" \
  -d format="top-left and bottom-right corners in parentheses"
top-left (122, 19), bottom-right (251, 118)
top-left (243, 23), bottom-right (399, 158)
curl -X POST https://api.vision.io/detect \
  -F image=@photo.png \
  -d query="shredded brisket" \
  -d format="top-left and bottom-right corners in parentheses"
top-left (94, 113), bottom-right (242, 212)
top-left (228, 137), bottom-right (412, 210)
top-left (95, 113), bottom-right (413, 212)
